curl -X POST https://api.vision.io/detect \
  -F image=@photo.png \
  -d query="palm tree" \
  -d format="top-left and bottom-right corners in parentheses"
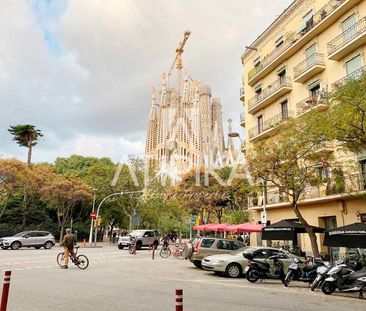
top-left (8, 125), bottom-right (43, 168)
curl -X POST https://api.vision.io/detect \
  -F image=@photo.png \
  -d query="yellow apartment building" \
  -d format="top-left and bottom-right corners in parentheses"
top-left (240, 0), bottom-right (366, 258)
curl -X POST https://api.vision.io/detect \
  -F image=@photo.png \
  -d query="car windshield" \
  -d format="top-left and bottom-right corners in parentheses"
top-left (128, 230), bottom-right (144, 237)
top-left (13, 232), bottom-right (27, 237)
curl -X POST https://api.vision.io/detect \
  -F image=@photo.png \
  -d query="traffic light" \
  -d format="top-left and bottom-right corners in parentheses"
top-left (93, 218), bottom-right (102, 228)
top-left (195, 216), bottom-right (201, 227)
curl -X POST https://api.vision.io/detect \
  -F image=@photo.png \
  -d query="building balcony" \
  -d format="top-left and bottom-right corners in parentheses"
top-left (248, 77), bottom-right (292, 114)
top-left (248, 110), bottom-right (294, 141)
top-left (240, 112), bottom-right (246, 127)
top-left (296, 95), bottom-right (328, 116)
top-left (248, 173), bottom-right (366, 209)
top-left (240, 87), bottom-right (245, 102)
top-left (293, 53), bottom-right (326, 83)
top-left (245, 0), bottom-right (360, 87)
top-left (332, 65), bottom-right (366, 89)
top-left (328, 17), bottom-right (366, 60)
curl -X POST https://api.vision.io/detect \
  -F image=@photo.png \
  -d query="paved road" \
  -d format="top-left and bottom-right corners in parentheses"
top-left (0, 245), bottom-right (365, 311)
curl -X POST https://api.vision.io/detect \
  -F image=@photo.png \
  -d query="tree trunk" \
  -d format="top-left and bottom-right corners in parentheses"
top-left (27, 143), bottom-right (32, 169)
top-left (59, 221), bottom-right (65, 244)
top-left (292, 203), bottom-right (320, 258)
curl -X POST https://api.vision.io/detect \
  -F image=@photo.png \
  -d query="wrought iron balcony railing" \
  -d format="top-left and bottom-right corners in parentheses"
top-left (332, 65), bottom-right (366, 89)
top-left (247, 0), bottom-right (347, 82)
top-left (249, 173), bottom-right (366, 207)
top-left (296, 95), bottom-right (328, 116)
top-left (248, 77), bottom-right (292, 111)
top-left (294, 53), bottom-right (325, 79)
top-left (248, 110), bottom-right (294, 140)
top-left (328, 17), bottom-right (366, 55)
top-left (240, 87), bottom-right (245, 99)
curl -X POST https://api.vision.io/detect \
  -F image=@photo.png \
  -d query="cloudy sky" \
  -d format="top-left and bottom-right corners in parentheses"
top-left (0, 0), bottom-right (292, 163)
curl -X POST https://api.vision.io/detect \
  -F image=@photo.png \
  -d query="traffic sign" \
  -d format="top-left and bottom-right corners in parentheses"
top-left (191, 215), bottom-right (196, 223)
top-left (90, 212), bottom-right (96, 219)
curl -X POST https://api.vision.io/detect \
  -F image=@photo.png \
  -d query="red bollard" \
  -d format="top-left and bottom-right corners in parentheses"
top-left (175, 289), bottom-right (183, 311)
top-left (152, 246), bottom-right (155, 260)
top-left (148, 243), bottom-right (151, 251)
top-left (0, 271), bottom-right (12, 311)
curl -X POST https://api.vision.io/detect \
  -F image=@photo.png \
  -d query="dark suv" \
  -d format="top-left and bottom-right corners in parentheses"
top-left (184, 237), bottom-right (245, 268)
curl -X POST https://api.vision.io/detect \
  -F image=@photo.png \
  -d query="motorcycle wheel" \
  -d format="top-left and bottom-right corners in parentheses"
top-left (246, 270), bottom-right (259, 283)
top-left (284, 272), bottom-right (293, 287)
top-left (310, 276), bottom-right (322, 291)
top-left (321, 281), bottom-right (336, 295)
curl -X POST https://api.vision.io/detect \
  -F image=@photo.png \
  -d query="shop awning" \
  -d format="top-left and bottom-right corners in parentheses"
top-left (323, 223), bottom-right (366, 248)
top-left (193, 223), bottom-right (262, 232)
top-left (262, 220), bottom-right (325, 240)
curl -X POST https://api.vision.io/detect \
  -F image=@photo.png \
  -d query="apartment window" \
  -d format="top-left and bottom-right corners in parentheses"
top-left (253, 57), bottom-right (261, 67)
top-left (316, 161), bottom-right (330, 180)
top-left (300, 10), bottom-right (314, 34)
top-left (275, 36), bottom-right (284, 48)
top-left (342, 14), bottom-right (357, 43)
top-left (281, 100), bottom-right (289, 119)
top-left (257, 115), bottom-right (263, 134)
top-left (346, 54), bottom-right (362, 76)
top-left (308, 80), bottom-right (320, 98)
top-left (305, 43), bottom-right (317, 60)
top-left (360, 213), bottom-right (366, 223)
top-left (277, 67), bottom-right (286, 84)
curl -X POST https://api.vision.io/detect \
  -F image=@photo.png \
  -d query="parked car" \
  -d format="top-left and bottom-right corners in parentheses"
top-left (183, 237), bottom-right (245, 268)
top-left (0, 231), bottom-right (55, 250)
top-left (118, 230), bottom-right (160, 250)
top-left (202, 246), bottom-right (301, 278)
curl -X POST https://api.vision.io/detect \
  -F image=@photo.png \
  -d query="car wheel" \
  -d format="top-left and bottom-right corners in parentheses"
top-left (193, 261), bottom-right (202, 268)
top-left (136, 241), bottom-right (142, 250)
top-left (153, 241), bottom-right (159, 249)
top-left (225, 263), bottom-right (242, 278)
top-left (118, 244), bottom-right (124, 250)
top-left (1, 247), bottom-right (9, 250)
top-left (11, 241), bottom-right (21, 250)
top-left (321, 281), bottom-right (336, 295)
top-left (44, 241), bottom-right (54, 249)
top-left (34, 246), bottom-right (41, 249)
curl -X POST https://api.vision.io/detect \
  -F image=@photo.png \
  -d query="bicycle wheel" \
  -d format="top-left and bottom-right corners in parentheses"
top-left (176, 250), bottom-right (185, 260)
top-left (76, 255), bottom-right (89, 270)
top-left (160, 248), bottom-right (171, 258)
top-left (57, 253), bottom-right (64, 267)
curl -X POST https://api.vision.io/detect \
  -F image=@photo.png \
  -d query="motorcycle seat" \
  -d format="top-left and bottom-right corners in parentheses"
top-left (345, 272), bottom-right (366, 280)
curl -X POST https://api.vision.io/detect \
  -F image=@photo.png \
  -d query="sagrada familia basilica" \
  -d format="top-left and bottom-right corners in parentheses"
top-left (145, 31), bottom-right (236, 179)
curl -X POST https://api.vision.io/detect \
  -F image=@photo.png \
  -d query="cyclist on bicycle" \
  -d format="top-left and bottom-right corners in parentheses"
top-left (59, 228), bottom-right (77, 269)
top-left (161, 234), bottom-right (170, 249)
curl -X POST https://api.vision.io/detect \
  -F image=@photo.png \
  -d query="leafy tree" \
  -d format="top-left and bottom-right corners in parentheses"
top-left (328, 73), bottom-right (366, 152)
top-left (8, 125), bottom-right (43, 168)
top-left (40, 177), bottom-right (92, 241)
top-left (246, 113), bottom-right (335, 257)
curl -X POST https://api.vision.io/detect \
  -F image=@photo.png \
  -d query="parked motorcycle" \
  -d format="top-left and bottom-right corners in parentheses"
top-left (244, 254), bottom-right (286, 284)
top-left (284, 257), bottom-right (326, 287)
top-left (321, 262), bottom-right (366, 298)
top-left (310, 261), bottom-right (332, 291)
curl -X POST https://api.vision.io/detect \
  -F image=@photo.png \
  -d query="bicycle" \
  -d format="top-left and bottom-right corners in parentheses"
top-left (159, 243), bottom-right (171, 258)
top-left (57, 246), bottom-right (89, 270)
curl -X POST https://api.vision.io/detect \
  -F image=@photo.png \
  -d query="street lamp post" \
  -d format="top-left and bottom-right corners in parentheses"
top-left (93, 190), bottom-right (143, 246)
top-left (88, 189), bottom-right (97, 246)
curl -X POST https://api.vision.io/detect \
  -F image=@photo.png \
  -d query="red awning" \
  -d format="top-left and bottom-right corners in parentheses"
top-left (227, 223), bottom-right (263, 233)
top-left (193, 223), bottom-right (262, 232)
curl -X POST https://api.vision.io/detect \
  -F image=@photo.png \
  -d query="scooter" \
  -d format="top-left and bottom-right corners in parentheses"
top-left (284, 257), bottom-right (326, 287)
top-left (322, 263), bottom-right (366, 298)
top-left (310, 261), bottom-right (332, 291)
top-left (244, 254), bottom-right (286, 284)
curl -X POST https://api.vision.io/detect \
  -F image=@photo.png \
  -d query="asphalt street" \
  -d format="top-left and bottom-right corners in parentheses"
top-left (0, 245), bottom-right (365, 311)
